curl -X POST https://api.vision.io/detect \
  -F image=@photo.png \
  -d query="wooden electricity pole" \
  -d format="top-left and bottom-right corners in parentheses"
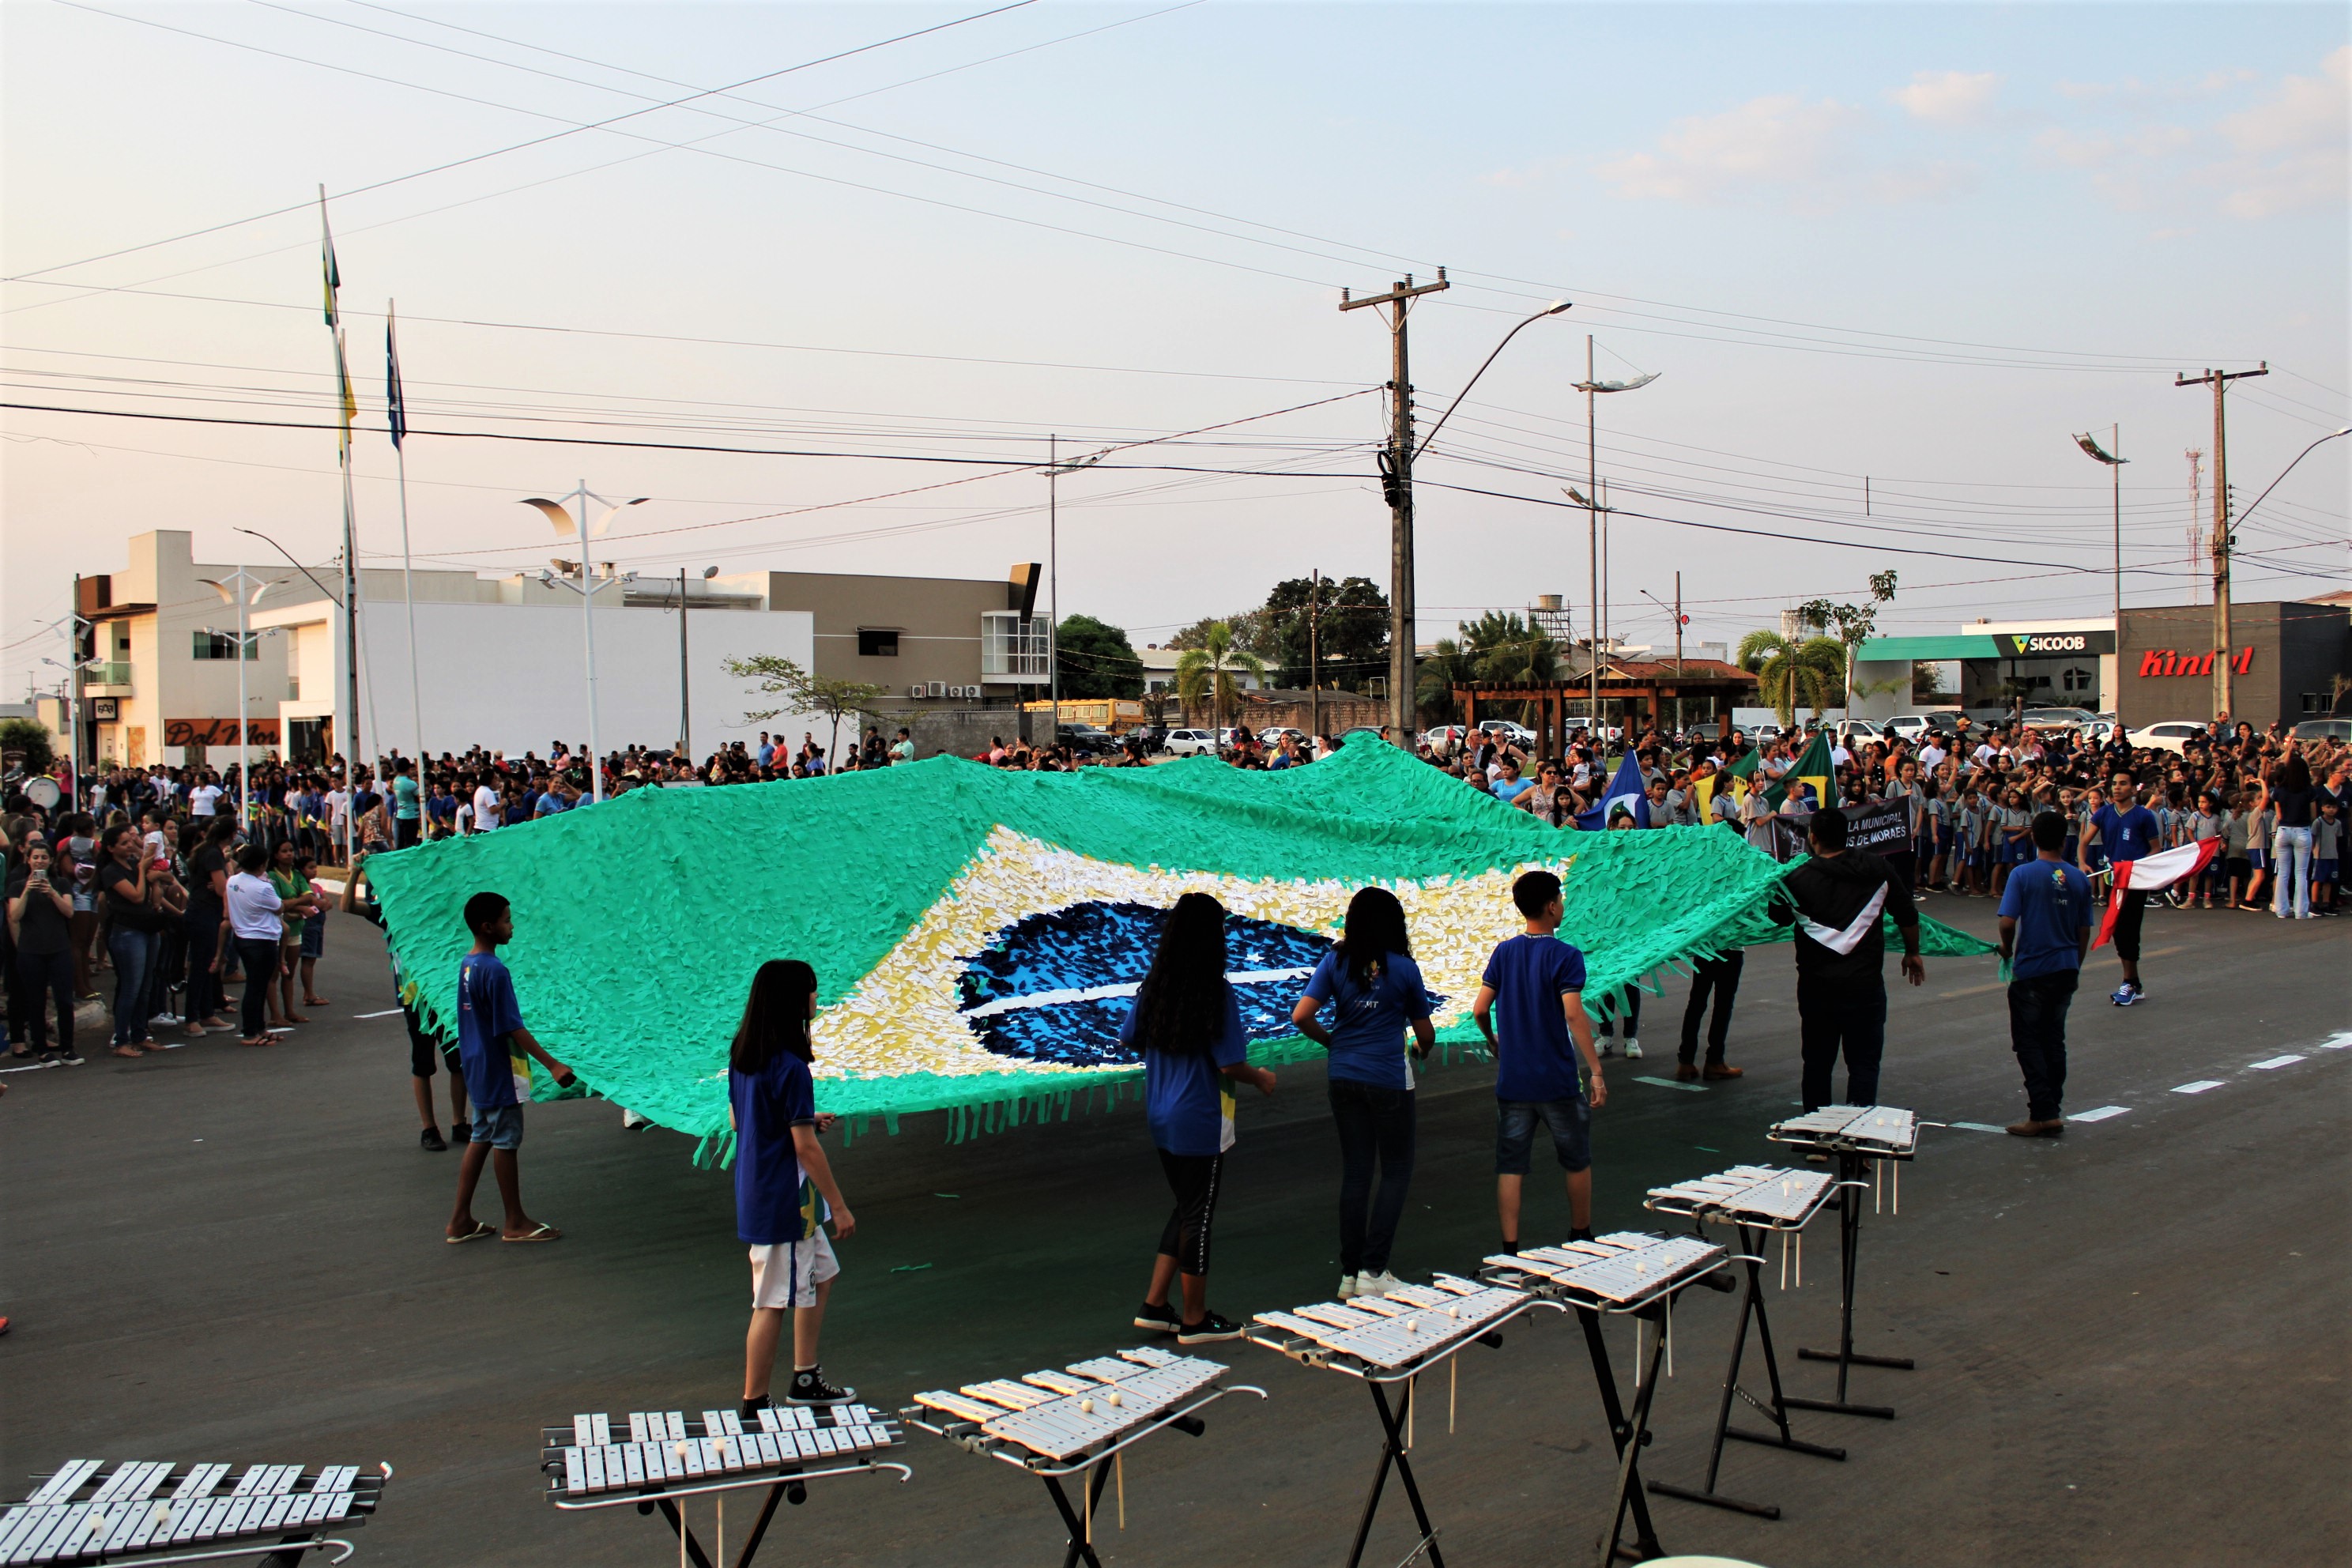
top-left (2176, 364), bottom-right (2267, 722)
top-left (1307, 567), bottom-right (1322, 741)
top-left (1341, 271), bottom-right (1449, 744)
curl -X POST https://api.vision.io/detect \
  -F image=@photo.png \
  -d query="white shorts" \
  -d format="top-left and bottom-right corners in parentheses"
top-left (749, 1232), bottom-right (839, 1309)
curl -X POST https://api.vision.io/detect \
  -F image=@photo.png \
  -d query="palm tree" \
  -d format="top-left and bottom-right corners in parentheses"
top-left (1737, 629), bottom-right (1846, 727)
top-left (1174, 621), bottom-right (1268, 731)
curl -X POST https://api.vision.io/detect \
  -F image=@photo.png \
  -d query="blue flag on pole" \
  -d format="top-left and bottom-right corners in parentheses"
top-left (1575, 750), bottom-right (1651, 831)
top-left (386, 308), bottom-right (406, 450)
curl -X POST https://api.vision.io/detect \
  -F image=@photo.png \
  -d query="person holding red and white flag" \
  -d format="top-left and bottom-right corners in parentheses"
top-left (2081, 776), bottom-right (2220, 1004)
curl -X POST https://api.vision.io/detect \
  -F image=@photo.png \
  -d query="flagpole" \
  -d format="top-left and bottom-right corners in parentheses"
top-left (389, 300), bottom-right (423, 766)
top-left (321, 185), bottom-right (362, 868)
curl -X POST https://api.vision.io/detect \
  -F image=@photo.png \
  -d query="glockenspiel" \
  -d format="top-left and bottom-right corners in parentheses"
top-left (1768, 1104), bottom-right (1928, 1419)
top-left (903, 1344), bottom-right (1262, 1568)
top-left (1642, 1165), bottom-right (1849, 1521)
top-left (1479, 1232), bottom-right (1729, 1568)
top-left (1245, 1273), bottom-right (1554, 1568)
top-left (539, 1403), bottom-right (908, 1567)
top-left (0, 1457), bottom-right (388, 1567)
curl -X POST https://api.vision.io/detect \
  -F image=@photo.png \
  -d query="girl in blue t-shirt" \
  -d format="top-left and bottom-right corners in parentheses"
top-left (729, 959), bottom-right (857, 1415)
top-left (1291, 888), bottom-right (1437, 1302)
top-left (1124, 893), bottom-right (1277, 1346)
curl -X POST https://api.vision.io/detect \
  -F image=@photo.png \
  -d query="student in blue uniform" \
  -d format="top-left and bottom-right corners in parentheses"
top-left (1127, 893), bottom-right (1278, 1346)
top-left (1472, 869), bottom-right (1608, 1251)
top-left (445, 891), bottom-right (575, 1244)
top-left (1291, 887), bottom-right (1436, 1301)
top-left (2079, 776), bottom-right (2162, 1005)
top-left (1998, 812), bottom-right (2094, 1137)
top-left (729, 959), bottom-right (858, 1416)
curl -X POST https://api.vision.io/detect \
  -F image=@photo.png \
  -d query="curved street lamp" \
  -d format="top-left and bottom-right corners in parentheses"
top-left (1571, 341), bottom-right (1660, 728)
top-left (2073, 427), bottom-right (2128, 627)
top-left (522, 487), bottom-right (648, 802)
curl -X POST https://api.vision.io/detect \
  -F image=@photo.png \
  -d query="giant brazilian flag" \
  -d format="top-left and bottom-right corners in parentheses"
top-left (364, 738), bottom-right (1988, 1159)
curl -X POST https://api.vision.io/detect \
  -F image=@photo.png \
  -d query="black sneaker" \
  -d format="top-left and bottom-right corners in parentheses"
top-left (740, 1394), bottom-right (773, 1421)
top-left (1177, 1312), bottom-right (1245, 1345)
top-left (450, 1121), bottom-right (470, 1145)
top-left (1133, 1301), bottom-right (1181, 1334)
top-left (786, 1366), bottom-right (854, 1406)
top-left (420, 1126), bottom-right (448, 1152)
top-left (58, 1049), bottom-right (85, 1066)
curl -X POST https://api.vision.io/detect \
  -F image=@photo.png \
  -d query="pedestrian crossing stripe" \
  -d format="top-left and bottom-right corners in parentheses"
top-left (2070, 1105), bottom-right (2132, 1122)
top-left (2172, 1080), bottom-right (2226, 1095)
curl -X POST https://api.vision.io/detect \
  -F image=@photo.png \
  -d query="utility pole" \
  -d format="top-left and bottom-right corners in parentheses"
top-left (1586, 337), bottom-right (1599, 734)
top-left (677, 567), bottom-right (692, 760)
top-left (1307, 567), bottom-right (1322, 741)
top-left (1341, 270), bottom-right (1449, 744)
top-left (1674, 568), bottom-right (1683, 735)
top-left (2175, 364), bottom-right (2267, 722)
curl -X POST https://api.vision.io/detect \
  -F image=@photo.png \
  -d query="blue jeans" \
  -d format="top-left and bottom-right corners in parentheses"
top-left (1495, 1097), bottom-right (1590, 1174)
top-left (1329, 1079), bottom-right (1415, 1276)
top-left (2271, 824), bottom-right (2312, 918)
top-left (108, 929), bottom-right (160, 1046)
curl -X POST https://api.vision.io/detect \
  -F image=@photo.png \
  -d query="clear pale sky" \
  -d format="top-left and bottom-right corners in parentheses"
top-left (5, 2), bottom-right (2346, 701)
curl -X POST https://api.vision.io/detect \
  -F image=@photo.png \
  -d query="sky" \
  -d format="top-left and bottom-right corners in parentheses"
top-left (4, 1), bottom-right (2346, 703)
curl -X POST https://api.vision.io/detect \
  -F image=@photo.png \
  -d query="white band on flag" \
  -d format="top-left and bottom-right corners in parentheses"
top-left (1797, 884), bottom-right (1888, 956)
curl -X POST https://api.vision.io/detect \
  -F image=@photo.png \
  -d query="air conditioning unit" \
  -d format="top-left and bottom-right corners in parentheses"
top-left (907, 684), bottom-right (926, 699)
top-left (928, 682), bottom-right (946, 698)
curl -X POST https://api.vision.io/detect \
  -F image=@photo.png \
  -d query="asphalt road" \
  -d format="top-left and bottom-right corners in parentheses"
top-left (4, 891), bottom-right (2345, 1568)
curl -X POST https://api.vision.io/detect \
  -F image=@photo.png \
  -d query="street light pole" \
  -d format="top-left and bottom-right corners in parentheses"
top-left (2072, 426), bottom-right (2128, 631)
top-left (1572, 343), bottom-right (1660, 746)
top-left (677, 564), bottom-right (718, 762)
top-left (198, 567), bottom-right (280, 829)
top-left (522, 485), bottom-right (647, 802)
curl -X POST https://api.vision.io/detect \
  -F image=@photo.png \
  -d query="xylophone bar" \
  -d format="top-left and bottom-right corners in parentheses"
top-left (910, 1351), bottom-right (1231, 1464)
top-left (0, 1461), bottom-right (385, 1568)
top-left (542, 1406), bottom-right (906, 1504)
top-left (1479, 1231), bottom-right (1727, 1314)
top-left (1645, 1165), bottom-right (1836, 1230)
top-left (1769, 1104), bottom-right (1920, 1156)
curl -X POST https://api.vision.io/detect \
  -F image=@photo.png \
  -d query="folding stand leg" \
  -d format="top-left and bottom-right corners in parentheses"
top-left (1650, 1229), bottom-right (1845, 1521)
top-left (653, 1498), bottom-right (718, 1568)
top-left (728, 1480), bottom-right (793, 1568)
top-left (1040, 1463), bottom-right (1114, 1568)
top-left (1344, 1378), bottom-right (1445, 1568)
top-left (1577, 1306), bottom-right (1665, 1566)
top-left (1792, 1155), bottom-right (1908, 1419)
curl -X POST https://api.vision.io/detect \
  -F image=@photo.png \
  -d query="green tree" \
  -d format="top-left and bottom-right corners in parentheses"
top-left (1170, 609), bottom-right (1277, 659)
top-left (1173, 622), bottom-right (1268, 729)
top-left (1737, 631), bottom-right (1847, 727)
top-left (1794, 569), bottom-right (1898, 712)
top-left (0, 717), bottom-right (55, 777)
top-left (1054, 615), bottom-right (1144, 699)
top-left (724, 654), bottom-right (891, 767)
top-left (1415, 638), bottom-right (1476, 728)
top-left (1460, 610), bottom-right (1558, 685)
top-left (1264, 574), bottom-right (1389, 691)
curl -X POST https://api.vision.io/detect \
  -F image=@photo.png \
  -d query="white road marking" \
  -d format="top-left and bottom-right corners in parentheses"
top-left (354, 1008), bottom-right (402, 1019)
top-left (2071, 1105), bottom-right (2132, 1122)
top-left (1632, 1076), bottom-right (1706, 1093)
top-left (2248, 1054), bottom-right (2305, 1070)
top-left (2172, 1080), bottom-right (2226, 1095)
top-left (2313, 1031), bottom-right (2352, 1051)
top-left (1949, 1121), bottom-right (2007, 1133)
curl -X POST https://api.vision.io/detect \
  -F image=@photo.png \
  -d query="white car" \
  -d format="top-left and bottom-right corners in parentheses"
top-left (1423, 726), bottom-right (1468, 752)
top-left (1162, 727), bottom-right (1219, 757)
top-left (1476, 719), bottom-right (1536, 747)
top-left (2128, 721), bottom-right (2206, 754)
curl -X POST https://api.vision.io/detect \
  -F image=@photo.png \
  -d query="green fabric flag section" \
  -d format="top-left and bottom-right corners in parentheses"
top-left (1762, 730), bottom-right (1834, 812)
top-left (364, 738), bottom-right (1991, 1159)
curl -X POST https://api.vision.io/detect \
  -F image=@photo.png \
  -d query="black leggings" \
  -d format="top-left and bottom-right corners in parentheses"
top-left (13, 948), bottom-right (74, 1053)
top-left (1155, 1149), bottom-right (1223, 1279)
top-left (1329, 1080), bottom-right (1415, 1276)
top-left (236, 937), bottom-right (281, 1037)
top-left (2112, 889), bottom-right (2147, 963)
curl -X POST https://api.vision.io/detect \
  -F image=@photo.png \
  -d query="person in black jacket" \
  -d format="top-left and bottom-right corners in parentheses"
top-left (1770, 806), bottom-right (1925, 1111)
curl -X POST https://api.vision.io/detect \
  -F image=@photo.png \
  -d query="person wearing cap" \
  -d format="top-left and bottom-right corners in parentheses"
top-left (1768, 805), bottom-right (1924, 1112)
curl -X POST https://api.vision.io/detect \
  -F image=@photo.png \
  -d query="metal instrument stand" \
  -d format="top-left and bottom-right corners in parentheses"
top-left (1247, 1297), bottom-right (1556, 1568)
top-left (906, 1382), bottom-right (1262, 1568)
top-left (0, 1460), bottom-right (390, 1568)
top-left (1479, 1236), bottom-right (1727, 1568)
top-left (1768, 1109), bottom-right (1927, 1421)
top-left (1640, 1170), bottom-right (1849, 1519)
top-left (541, 1409), bottom-right (909, 1568)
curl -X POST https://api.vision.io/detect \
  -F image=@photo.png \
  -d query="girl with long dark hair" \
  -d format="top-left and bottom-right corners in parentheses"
top-left (1290, 887), bottom-right (1435, 1298)
top-left (1125, 892), bottom-right (1277, 1344)
top-left (729, 959), bottom-right (858, 1415)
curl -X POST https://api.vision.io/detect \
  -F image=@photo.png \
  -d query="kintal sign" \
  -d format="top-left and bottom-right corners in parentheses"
top-left (2137, 648), bottom-right (2252, 678)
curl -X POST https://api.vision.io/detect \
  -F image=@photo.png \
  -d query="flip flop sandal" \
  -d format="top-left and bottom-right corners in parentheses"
top-left (446, 1221), bottom-right (496, 1245)
top-left (501, 1223), bottom-right (562, 1243)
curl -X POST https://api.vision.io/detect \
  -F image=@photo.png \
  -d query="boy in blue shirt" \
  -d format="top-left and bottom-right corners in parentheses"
top-left (1998, 812), bottom-right (2093, 1138)
top-left (1472, 870), bottom-right (1608, 1250)
top-left (2079, 775), bottom-right (2162, 1005)
top-left (447, 891), bottom-right (575, 1244)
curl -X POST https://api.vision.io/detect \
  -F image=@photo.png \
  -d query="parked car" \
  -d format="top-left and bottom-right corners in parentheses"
top-left (2293, 717), bottom-right (2351, 744)
top-left (1830, 719), bottom-right (1879, 748)
top-left (1423, 726), bottom-right (1468, 752)
top-left (2079, 719), bottom-right (2120, 746)
top-left (2127, 721), bottom-right (2206, 755)
top-left (2021, 707), bottom-right (2097, 730)
top-left (1162, 727), bottom-right (1219, 757)
top-left (1476, 719), bottom-right (1536, 748)
top-left (1132, 724), bottom-right (1168, 753)
top-left (1057, 725), bottom-right (1121, 757)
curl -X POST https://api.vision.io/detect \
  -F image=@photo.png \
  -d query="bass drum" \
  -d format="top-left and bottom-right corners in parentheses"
top-left (23, 776), bottom-right (61, 809)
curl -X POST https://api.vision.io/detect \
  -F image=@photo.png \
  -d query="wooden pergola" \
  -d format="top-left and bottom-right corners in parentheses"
top-left (1453, 660), bottom-right (1761, 756)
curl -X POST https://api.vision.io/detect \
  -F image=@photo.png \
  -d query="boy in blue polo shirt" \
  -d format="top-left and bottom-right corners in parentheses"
top-left (447, 891), bottom-right (575, 1244)
top-left (1998, 812), bottom-right (2093, 1137)
top-left (2080, 775), bottom-right (2162, 1005)
top-left (1472, 870), bottom-right (1608, 1251)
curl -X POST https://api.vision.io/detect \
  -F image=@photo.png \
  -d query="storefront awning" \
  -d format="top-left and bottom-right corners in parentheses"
top-left (1856, 635), bottom-right (2003, 662)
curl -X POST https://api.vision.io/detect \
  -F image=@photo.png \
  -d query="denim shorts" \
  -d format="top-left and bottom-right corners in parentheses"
top-left (470, 1103), bottom-right (525, 1150)
top-left (300, 917), bottom-right (324, 959)
top-left (1496, 1097), bottom-right (1590, 1175)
